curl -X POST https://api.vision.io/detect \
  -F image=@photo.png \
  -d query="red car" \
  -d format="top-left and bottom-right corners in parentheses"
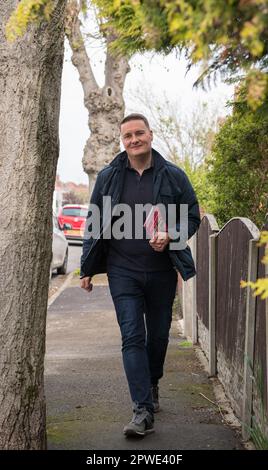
top-left (58, 204), bottom-right (88, 241)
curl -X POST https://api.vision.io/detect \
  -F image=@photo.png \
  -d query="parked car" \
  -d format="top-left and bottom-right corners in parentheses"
top-left (50, 214), bottom-right (69, 278)
top-left (58, 204), bottom-right (88, 241)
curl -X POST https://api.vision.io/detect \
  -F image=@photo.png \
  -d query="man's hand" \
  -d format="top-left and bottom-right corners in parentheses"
top-left (80, 276), bottom-right (93, 293)
top-left (149, 231), bottom-right (171, 252)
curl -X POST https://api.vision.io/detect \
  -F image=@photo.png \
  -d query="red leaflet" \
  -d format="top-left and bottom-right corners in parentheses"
top-left (143, 206), bottom-right (167, 238)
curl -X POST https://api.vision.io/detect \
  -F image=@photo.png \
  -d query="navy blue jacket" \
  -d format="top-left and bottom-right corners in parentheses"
top-left (80, 148), bottom-right (200, 281)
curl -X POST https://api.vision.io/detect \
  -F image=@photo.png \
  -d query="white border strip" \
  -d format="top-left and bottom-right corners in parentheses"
top-left (47, 271), bottom-right (75, 308)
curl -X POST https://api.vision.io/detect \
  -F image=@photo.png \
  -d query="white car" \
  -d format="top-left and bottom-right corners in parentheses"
top-left (50, 214), bottom-right (69, 277)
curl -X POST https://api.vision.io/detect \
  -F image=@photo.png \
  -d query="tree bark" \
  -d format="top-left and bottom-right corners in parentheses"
top-left (0, 0), bottom-right (66, 449)
top-left (65, 1), bottom-right (130, 194)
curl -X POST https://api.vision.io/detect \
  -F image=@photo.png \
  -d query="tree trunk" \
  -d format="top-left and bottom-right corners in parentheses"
top-left (65, 1), bottom-right (130, 194)
top-left (83, 51), bottom-right (130, 195)
top-left (0, 0), bottom-right (66, 449)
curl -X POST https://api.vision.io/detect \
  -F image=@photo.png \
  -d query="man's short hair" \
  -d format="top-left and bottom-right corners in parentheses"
top-left (120, 113), bottom-right (150, 129)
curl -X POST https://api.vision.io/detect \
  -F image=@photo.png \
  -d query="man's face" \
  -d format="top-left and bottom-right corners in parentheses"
top-left (120, 120), bottom-right (153, 158)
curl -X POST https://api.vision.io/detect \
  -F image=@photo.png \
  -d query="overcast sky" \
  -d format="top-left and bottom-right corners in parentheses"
top-left (58, 42), bottom-right (234, 184)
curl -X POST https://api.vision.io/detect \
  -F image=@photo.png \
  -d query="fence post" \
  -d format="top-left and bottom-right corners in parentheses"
top-left (209, 233), bottom-right (218, 376)
top-left (242, 238), bottom-right (258, 440)
top-left (182, 279), bottom-right (191, 338)
top-left (192, 234), bottom-right (198, 344)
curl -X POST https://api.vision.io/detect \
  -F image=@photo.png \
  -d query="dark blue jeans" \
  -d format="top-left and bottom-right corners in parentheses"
top-left (107, 265), bottom-right (178, 413)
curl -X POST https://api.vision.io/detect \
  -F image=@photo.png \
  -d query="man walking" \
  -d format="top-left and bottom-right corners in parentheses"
top-left (80, 114), bottom-right (200, 437)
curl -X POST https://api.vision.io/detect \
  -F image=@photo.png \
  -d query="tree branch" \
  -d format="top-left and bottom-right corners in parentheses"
top-left (65, 0), bottom-right (99, 104)
top-left (104, 30), bottom-right (130, 95)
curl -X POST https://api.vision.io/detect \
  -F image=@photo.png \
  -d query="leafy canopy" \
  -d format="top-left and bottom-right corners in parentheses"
top-left (93, 0), bottom-right (268, 105)
top-left (7, 1), bottom-right (268, 106)
top-left (6, 0), bottom-right (55, 40)
top-left (93, 0), bottom-right (268, 64)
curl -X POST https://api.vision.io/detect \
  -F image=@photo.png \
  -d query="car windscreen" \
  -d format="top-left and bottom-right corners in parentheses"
top-left (62, 208), bottom-right (88, 217)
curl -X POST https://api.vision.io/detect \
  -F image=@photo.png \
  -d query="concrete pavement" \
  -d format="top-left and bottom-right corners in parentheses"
top-left (45, 274), bottom-right (244, 450)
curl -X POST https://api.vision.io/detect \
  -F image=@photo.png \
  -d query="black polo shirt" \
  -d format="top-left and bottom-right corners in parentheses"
top-left (107, 158), bottom-right (173, 272)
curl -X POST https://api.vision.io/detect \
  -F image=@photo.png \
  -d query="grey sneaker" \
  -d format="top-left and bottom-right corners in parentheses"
top-left (123, 408), bottom-right (155, 437)
top-left (151, 385), bottom-right (160, 413)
